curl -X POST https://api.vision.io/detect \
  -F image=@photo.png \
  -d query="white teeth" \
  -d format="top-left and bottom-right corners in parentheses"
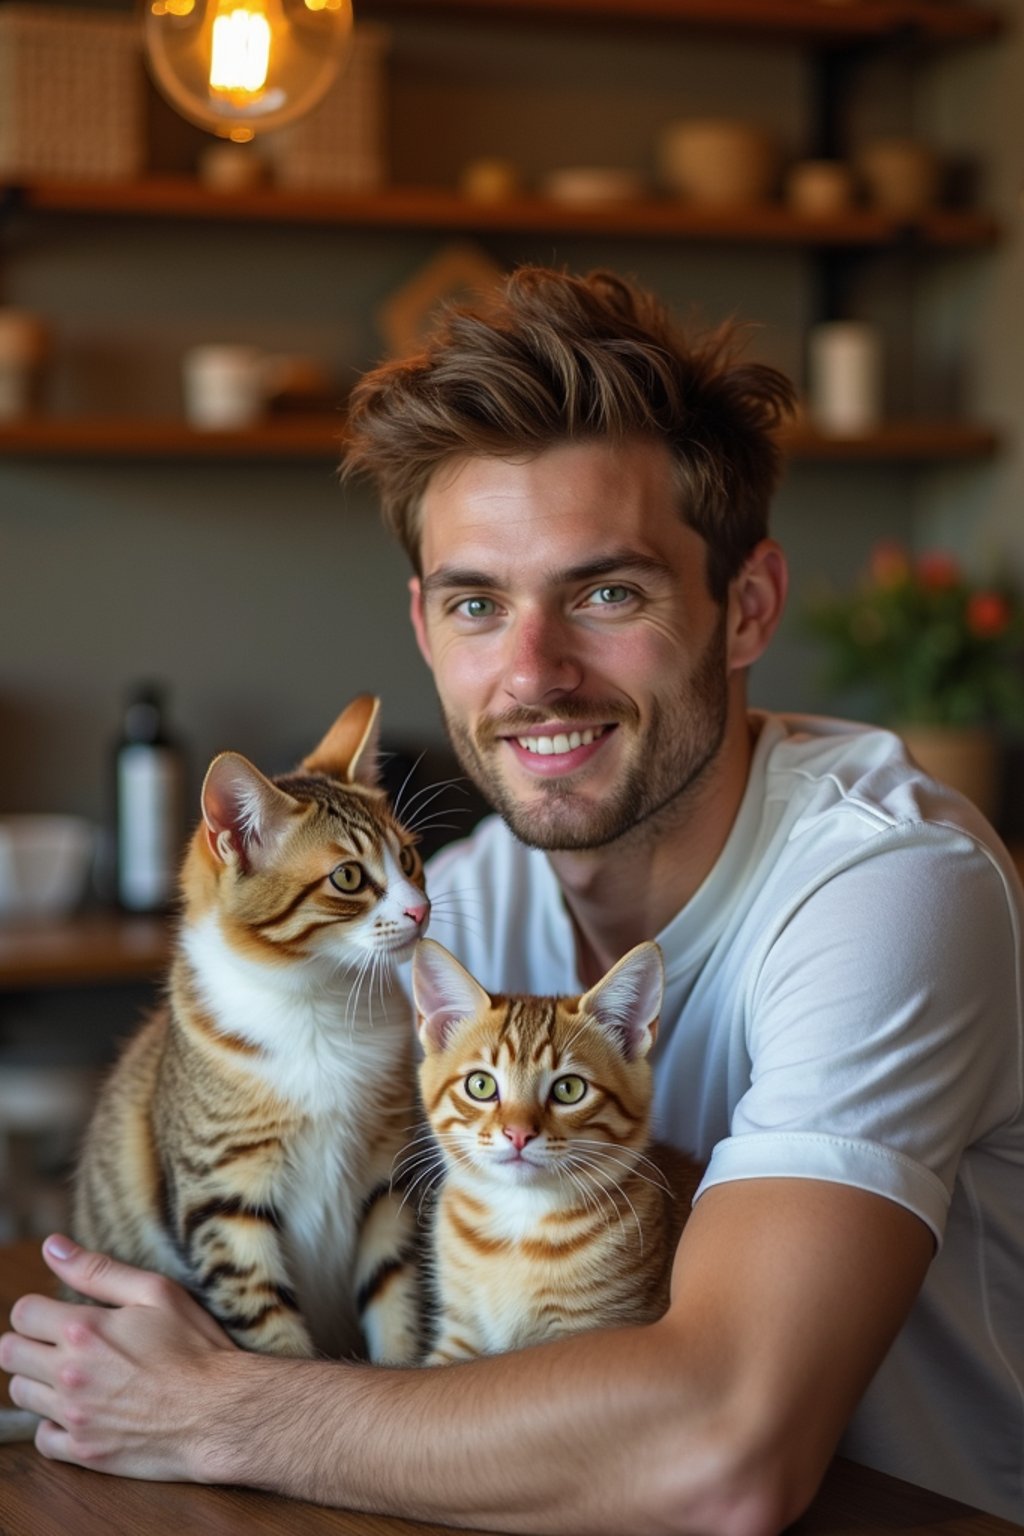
top-left (516, 727), bottom-right (603, 755)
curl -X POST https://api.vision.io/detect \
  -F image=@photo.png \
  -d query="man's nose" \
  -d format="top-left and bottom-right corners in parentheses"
top-left (504, 613), bottom-right (582, 705)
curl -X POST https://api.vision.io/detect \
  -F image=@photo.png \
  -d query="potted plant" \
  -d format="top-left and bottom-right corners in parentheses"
top-left (804, 541), bottom-right (1024, 819)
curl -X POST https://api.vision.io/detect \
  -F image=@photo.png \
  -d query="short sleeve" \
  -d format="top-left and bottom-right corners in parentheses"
top-left (699, 832), bottom-right (1022, 1244)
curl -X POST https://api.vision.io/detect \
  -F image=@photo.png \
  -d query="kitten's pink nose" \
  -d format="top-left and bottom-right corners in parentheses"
top-left (404, 902), bottom-right (429, 928)
top-left (503, 1125), bottom-right (537, 1152)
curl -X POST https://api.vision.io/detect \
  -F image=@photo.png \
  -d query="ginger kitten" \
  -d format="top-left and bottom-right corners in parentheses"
top-left (410, 938), bottom-right (700, 1362)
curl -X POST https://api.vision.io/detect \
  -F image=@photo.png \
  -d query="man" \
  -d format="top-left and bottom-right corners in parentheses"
top-left (3, 268), bottom-right (1022, 1531)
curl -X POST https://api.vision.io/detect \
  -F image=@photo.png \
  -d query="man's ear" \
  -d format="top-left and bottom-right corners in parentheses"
top-left (727, 539), bottom-right (788, 674)
top-left (408, 576), bottom-right (433, 668)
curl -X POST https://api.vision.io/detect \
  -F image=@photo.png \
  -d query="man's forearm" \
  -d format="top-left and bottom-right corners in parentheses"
top-left (205, 1321), bottom-right (719, 1536)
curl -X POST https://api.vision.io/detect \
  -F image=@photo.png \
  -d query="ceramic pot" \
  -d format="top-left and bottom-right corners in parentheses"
top-left (899, 725), bottom-right (1001, 822)
top-left (856, 139), bottom-right (941, 218)
top-left (785, 159), bottom-right (856, 217)
top-left (658, 119), bottom-right (779, 206)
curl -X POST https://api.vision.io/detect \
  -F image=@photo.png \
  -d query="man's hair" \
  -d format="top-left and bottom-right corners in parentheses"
top-left (343, 266), bottom-right (796, 601)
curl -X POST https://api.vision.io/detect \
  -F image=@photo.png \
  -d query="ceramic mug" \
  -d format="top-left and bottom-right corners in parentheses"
top-left (807, 321), bottom-right (884, 436)
top-left (0, 310), bottom-right (50, 421)
top-left (182, 344), bottom-right (267, 430)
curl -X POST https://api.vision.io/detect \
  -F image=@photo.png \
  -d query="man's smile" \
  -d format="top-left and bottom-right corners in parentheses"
top-left (500, 723), bottom-right (617, 776)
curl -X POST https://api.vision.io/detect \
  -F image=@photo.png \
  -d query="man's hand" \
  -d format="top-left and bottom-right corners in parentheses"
top-left (0, 1234), bottom-right (239, 1480)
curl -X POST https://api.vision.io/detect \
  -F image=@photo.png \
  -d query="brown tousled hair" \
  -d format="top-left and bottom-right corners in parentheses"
top-left (343, 266), bottom-right (797, 602)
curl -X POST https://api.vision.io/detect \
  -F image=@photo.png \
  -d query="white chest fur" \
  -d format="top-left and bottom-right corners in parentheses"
top-left (182, 913), bottom-right (413, 1356)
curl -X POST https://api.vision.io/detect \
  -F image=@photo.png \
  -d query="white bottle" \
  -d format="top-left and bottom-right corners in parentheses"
top-left (115, 683), bottom-right (185, 913)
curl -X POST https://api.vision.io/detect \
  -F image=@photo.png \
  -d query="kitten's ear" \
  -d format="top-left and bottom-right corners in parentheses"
top-left (301, 695), bottom-right (381, 787)
top-left (579, 941), bottom-right (664, 1061)
top-left (202, 752), bottom-right (301, 874)
top-left (412, 939), bottom-right (492, 1053)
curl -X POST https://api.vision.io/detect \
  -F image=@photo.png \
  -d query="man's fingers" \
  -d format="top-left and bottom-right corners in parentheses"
top-left (1, 1317), bottom-right (61, 1371)
top-left (8, 1369), bottom-right (58, 1425)
top-left (40, 1235), bottom-right (169, 1308)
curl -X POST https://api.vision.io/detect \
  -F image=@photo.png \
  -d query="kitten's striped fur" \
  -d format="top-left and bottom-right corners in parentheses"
top-left (411, 939), bottom-right (700, 1363)
top-left (72, 695), bottom-right (428, 1364)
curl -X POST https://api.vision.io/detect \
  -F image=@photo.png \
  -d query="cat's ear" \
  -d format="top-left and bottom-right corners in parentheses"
top-left (579, 941), bottom-right (664, 1061)
top-left (201, 752), bottom-right (301, 874)
top-left (412, 939), bottom-right (491, 1052)
top-left (301, 695), bottom-right (381, 787)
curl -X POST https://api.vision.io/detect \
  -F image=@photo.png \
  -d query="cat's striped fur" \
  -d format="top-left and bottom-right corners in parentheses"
top-left (410, 938), bottom-right (701, 1363)
top-left (72, 695), bottom-right (428, 1364)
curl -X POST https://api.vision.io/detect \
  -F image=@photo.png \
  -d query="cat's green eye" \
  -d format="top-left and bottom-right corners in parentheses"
top-left (398, 845), bottom-right (418, 876)
top-left (551, 1075), bottom-right (587, 1105)
top-left (330, 861), bottom-right (366, 894)
top-left (465, 1071), bottom-right (498, 1102)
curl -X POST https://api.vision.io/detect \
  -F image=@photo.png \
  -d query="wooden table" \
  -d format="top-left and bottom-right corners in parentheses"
top-left (1, 1241), bottom-right (1020, 1536)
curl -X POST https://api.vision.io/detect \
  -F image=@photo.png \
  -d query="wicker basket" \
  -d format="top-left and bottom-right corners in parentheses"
top-left (263, 25), bottom-right (390, 193)
top-left (0, 4), bottom-right (144, 182)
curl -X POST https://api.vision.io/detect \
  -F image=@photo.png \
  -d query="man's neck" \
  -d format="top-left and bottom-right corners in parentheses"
top-left (548, 711), bottom-right (758, 987)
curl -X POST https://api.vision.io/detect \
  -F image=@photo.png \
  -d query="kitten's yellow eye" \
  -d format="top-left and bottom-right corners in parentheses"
top-left (551, 1075), bottom-right (587, 1105)
top-left (399, 845), bottom-right (418, 876)
top-left (330, 862), bottom-right (365, 894)
top-left (465, 1071), bottom-right (498, 1102)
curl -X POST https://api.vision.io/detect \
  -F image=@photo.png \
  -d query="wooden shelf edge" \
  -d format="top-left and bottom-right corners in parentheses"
top-left (0, 415), bottom-right (348, 459)
top-left (7, 179), bottom-right (1000, 248)
top-left (356, 0), bottom-right (1005, 45)
top-left (0, 912), bottom-right (172, 990)
top-left (0, 416), bottom-right (1001, 464)
top-left (779, 420), bottom-right (1002, 461)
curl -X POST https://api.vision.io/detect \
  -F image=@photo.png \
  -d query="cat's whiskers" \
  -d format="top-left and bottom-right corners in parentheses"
top-left (564, 1150), bottom-right (646, 1251)
top-left (559, 1157), bottom-right (630, 1235)
top-left (422, 897), bottom-right (487, 945)
top-left (398, 771), bottom-right (470, 814)
top-left (401, 787), bottom-right (470, 835)
top-left (389, 751), bottom-right (428, 822)
top-left (555, 1160), bottom-right (606, 1224)
top-left (571, 1139), bottom-right (672, 1196)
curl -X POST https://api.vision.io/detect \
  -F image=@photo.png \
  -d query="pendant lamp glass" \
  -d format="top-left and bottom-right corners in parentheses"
top-left (144, 0), bottom-right (354, 143)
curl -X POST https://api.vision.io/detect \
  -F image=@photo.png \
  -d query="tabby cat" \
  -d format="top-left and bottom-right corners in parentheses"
top-left (409, 938), bottom-right (700, 1364)
top-left (71, 694), bottom-right (428, 1365)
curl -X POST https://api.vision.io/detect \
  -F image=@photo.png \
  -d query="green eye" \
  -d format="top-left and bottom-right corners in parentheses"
top-left (465, 1071), bottom-right (498, 1101)
top-left (551, 1075), bottom-right (587, 1105)
top-left (589, 585), bottom-right (630, 606)
top-left (330, 861), bottom-right (365, 894)
top-left (458, 596), bottom-right (496, 619)
top-left (399, 844), bottom-right (419, 876)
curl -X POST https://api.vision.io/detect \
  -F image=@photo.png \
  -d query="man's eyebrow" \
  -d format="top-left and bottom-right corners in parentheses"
top-left (420, 567), bottom-right (498, 597)
top-left (420, 551), bottom-right (673, 597)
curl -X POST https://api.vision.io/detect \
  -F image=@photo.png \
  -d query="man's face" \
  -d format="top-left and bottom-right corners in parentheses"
top-left (409, 438), bottom-right (735, 852)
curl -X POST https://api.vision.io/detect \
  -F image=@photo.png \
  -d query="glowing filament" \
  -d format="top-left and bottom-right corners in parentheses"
top-left (209, 7), bottom-right (272, 97)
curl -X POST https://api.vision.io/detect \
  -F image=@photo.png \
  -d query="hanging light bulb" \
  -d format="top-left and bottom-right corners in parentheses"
top-left (144, 0), bottom-right (353, 143)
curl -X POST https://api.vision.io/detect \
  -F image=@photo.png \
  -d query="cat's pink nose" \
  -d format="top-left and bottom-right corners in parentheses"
top-left (503, 1125), bottom-right (537, 1152)
top-left (404, 903), bottom-right (429, 928)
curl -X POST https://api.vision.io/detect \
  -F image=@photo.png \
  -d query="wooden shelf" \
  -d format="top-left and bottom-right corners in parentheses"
top-left (0, 414), bottom-right (348, 459)
top-left (0, 415), bottom-right (1000, 464)
top-left (779, 420), bottom-right (1001, 461)
top-left (357, 0), bottom-right (1004, 45)
top-left (0, 912), bottom-right (172, 991)
top-left (4, 179), bottom-right (1000, 248)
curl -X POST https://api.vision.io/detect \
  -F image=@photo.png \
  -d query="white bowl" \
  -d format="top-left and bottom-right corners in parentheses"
top-left (0, 815), bottom-right (96, 919)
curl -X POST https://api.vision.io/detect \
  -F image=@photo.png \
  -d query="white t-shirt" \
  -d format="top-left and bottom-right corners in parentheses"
top-left (424, 712), bottom-right (1024, 1521)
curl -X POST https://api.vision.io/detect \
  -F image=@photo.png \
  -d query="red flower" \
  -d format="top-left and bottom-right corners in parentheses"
top-left (869, 541), bottom-right (911, 589)
top-left (966, 591), bottom-right (1012, 638)
top-left (915, 550), bottom-right (961, 591)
